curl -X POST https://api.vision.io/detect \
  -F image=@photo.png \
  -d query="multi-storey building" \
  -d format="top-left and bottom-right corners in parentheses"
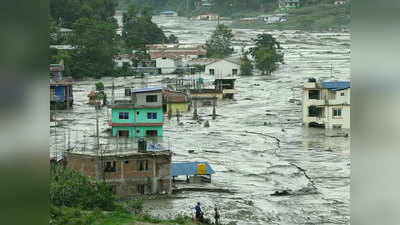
top-left (110, 87), bottom-right (164, 137)
top-left (302, 79), bottom-right (350, 129)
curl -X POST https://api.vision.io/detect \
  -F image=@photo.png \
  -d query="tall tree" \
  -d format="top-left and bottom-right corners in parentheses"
top-left (122, 4), bottom-right (167, 49)
top-left (205, 24), bottom-right (234, 58)
top-left (70, 17), bottom-right (118, 78)
top-left (249, 33), bottom-right (283, 75)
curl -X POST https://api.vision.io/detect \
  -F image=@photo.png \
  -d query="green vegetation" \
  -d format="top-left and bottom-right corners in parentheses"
top-left (122, 5), bottom-right (168, 49)
top-left (117, 0), bottom-right (278, 17)
top-left (249, 34), bottom-right (283, 75)
top-left (205, 24), bottom-right (234, 58)
top-left (50, 0), bottom-right (171, 79)
top-left (50, 165), bottom-right (204, 225)
top-left (240, 54), bottom-right (253, 76)
top-left (232, 2), bottom-right (350, 31)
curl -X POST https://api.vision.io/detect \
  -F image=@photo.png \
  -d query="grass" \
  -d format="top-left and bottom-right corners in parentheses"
top-left (231, 3), bottom-right (350, 32)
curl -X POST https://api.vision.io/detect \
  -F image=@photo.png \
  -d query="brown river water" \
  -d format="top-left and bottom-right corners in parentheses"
top-left (50, 16), bottom-right (350, 225)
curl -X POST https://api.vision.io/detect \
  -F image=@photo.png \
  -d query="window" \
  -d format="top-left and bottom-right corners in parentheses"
top-left (146, 95), bottom-right (158, 103)
top-left (333, 124), bottom-right (342, 129)
top-left (308, 90), bottom-right (320, 100)
top-left (137, 111), bottom-right (140, 115)
top-left (308, 106), bottom-right (323, 117)
top-left (147, 112), bottom-right (157, 119)
top-left (232, 69), bottom-right (238, 75)
top-left (333, 108), bottom-right (342, 117)
top-left (104, 161), bottom-right (116, 172)
top-left (119, 112), bottom-right (129, 120)
top-left (340, 92), bottom-right (345, 96)
top-left (138, 160), bottom-right (148, 171)
top-left (209, 69), bottom-right (215, 75)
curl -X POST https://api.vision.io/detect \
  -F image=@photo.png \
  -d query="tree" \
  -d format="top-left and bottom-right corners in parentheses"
top-left (70, 17), bottom-right (118, 79)
top-left (240, 54), bottom-right (253, 76)
top-left (205, 24), bottom-right (234, 58)
top-left (249, 33), bottom-right (283, 75)
top-left (122, 4), bottom-right (167, 49)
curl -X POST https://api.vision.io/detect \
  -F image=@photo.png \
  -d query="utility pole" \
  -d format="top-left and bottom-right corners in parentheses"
top-left (193, 99), bottom-right (198, 120)
top-left (212, 98), bottom-right (217, 120)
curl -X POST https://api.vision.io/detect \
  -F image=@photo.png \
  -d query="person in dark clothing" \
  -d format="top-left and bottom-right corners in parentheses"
top-left (195, 202), bottom-right (203, 221)
top-left (214, 207), bottom-right (220, 225)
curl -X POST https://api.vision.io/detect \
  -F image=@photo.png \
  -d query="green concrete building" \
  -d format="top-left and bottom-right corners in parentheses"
top-left (110, 87), bottom-right (164, 138)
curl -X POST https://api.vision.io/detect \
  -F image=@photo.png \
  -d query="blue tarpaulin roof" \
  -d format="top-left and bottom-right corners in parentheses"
top-left (322, 81), bottom-right (350, 91)
top-left (172, 162), bottom-right (215, 177)
top-left (132, 86), bottom-right (163, 93)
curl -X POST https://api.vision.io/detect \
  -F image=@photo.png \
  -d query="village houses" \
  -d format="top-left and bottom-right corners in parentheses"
top-left (302, 79), bottom-right (350, 129)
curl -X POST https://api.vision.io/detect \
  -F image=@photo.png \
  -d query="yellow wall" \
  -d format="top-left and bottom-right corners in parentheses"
top-left (167, 102), bottom-right (189, 115)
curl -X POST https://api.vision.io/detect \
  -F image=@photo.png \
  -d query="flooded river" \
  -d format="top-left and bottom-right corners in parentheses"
top-left (50, 16), bottom-right (350, 225)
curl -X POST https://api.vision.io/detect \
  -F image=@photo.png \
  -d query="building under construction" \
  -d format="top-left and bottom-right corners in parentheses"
top-left (65, 140), bottom-right (172, 197)
top-left (50, 60), bottom-right (74, 109)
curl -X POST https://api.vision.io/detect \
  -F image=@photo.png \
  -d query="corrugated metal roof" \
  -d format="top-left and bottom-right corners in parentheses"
top-left (322, 81), bottom-right (350, 91)
top-left (131, 86), bottom-right (163, 93)
top-left (172, 161), bottom-right (215, 177)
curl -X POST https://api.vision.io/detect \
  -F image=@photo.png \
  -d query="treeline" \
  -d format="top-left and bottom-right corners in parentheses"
top-left (49, 0), bottom-right (172, 79)
top-left (118, 0), bottom-right (279, 17)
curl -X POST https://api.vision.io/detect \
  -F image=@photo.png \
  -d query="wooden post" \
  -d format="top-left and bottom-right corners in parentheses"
top-left (193, 99), bottom-right (198, 120)
top-left (177, 109), bottom-right (180, 124)
top-left (212, 98), bottom-right (216, 120)
top-left (168, 103), bottom-right (172, 120)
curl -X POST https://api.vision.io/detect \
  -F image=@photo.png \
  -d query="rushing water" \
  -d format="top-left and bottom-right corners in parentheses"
top-left (50, 16), bottom-right (350, 225)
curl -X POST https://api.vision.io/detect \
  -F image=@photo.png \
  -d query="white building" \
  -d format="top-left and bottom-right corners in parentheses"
top-left (115, 54), bottom-right (132, 67)
top-left (204, 58), bottom-right (241, 78)
top-left (155, 56), bottom-right (182, 74)
top-left (302, 80), bottom-right (350, 129)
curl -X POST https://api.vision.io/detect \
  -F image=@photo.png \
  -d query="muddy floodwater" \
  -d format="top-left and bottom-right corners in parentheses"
top-left (50, 16), bottom-right (350, 225)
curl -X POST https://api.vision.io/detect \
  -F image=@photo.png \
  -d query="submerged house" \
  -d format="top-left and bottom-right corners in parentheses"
top-left (214, 78), bottom-right (238, 99)
top-left (302, 79), bottom-right (350, 129)
top-left (163, 91), bottom-right (189, 115)
top-left (110, 87), bottom-right (164, 138)
top-left (50, 60), bottom-right (73, 109)
top-left (66, 140), bottom-right (172, 197)
top-left (205, 58), bottom-right (241, 77)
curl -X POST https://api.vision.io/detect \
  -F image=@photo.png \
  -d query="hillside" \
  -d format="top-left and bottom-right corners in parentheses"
top-left (232, 3), bottom-right (351, 31)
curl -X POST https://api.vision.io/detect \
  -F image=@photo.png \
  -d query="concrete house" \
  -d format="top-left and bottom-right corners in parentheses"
top-left (302, 79), bottom-right (350, 129)
top-left (155, 56), bottom-right (182, 74)
top-left (163, 91), bottom-right (189, 115)
top-left (50, 60), bottom-right (73, 109)
top-left (110, 87), bottom-right (164, 138)
top-left (205, 58), bottom-right (241, 77)
top-left (66, 140), bottom-right (172, 197)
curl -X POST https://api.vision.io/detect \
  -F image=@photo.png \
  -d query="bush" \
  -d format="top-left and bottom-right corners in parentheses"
top-left (50, 165), bottom-right (116, 211)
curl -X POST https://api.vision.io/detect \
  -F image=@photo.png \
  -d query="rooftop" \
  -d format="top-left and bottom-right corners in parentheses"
top-left (322, 81), bottom-right (350, 91)
top-left (131, 86), bottom-right (164, 93)
top-left (172, 161), bottom-right (215, 177)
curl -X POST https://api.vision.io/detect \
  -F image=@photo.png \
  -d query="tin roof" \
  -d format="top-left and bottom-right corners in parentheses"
top-left (131, 86), bottom-right (163, 93)
top-left (322, 81), bottom-right (350, 91)
top-left (172, 161), bottom-right (215, 177)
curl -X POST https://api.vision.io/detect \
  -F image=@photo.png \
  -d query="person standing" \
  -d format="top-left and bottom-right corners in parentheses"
top-left (195, 202), bottom-right (203, 221)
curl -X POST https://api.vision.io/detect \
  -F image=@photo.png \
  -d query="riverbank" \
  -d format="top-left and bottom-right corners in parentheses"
top-left (231, 3), bottom-right (350, 32)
